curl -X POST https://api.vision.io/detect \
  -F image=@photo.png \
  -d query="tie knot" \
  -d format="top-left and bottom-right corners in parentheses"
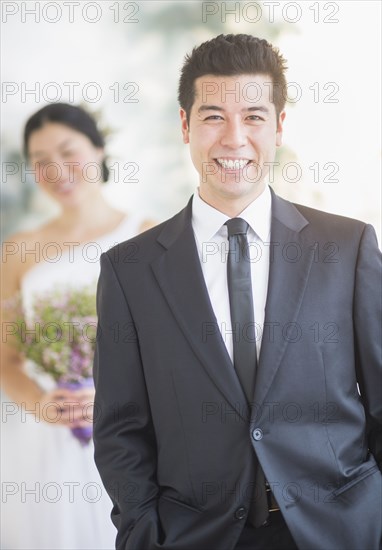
top-left (225, 218), bottom-right (249, 238)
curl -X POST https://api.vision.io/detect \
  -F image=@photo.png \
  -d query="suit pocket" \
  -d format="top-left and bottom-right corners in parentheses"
top-left (332, 464), bottom-right (380, 497)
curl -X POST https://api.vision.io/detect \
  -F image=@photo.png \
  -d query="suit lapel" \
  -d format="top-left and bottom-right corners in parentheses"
top-left (151, 198), bottom-right (250, 422)
top-left (253, 191), bottom-right (315, 411)
top-left (150, 191), bottom-right (316, 420)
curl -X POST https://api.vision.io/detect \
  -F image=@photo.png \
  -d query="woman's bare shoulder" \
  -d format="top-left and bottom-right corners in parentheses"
top-left (138, 219), bottom-right (158, 233)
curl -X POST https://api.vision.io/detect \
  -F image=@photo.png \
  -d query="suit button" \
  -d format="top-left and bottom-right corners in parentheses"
top-left (235, 507), bottom-right (247, 520)
top-left (252, 428), bottom-right (263, 441)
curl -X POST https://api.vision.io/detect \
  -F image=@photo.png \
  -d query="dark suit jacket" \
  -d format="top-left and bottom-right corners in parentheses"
top-left (93, 190), bottom-right (382, 550)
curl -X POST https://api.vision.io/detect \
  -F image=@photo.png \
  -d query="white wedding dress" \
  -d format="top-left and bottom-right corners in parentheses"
top-left (1, 214), bottom-right (144, 550)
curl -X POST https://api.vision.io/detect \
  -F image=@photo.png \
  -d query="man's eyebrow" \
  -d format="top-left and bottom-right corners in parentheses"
top-left (197, 105), bottom-right (224, 113)
top-left (197, 105), bottom-right (270, 114)
top-left (246, 106), bottom-right (269, 114)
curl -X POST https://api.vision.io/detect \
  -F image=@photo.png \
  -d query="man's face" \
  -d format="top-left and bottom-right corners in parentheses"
top-left (180, 73), bottom-right (285, 210)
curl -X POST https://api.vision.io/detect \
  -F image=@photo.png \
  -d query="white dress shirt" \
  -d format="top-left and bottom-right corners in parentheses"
top-left (192, 185), bottom-right (272, 362)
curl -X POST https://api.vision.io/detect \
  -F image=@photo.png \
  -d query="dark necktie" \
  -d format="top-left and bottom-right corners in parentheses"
top-left (225, 218), bottom-right (256, 402)
top-left (225, 218), bottom-right (269, 528)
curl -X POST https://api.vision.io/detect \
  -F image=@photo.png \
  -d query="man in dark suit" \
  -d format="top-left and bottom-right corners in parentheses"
top-left (93, 34), bottom-right (382, 549)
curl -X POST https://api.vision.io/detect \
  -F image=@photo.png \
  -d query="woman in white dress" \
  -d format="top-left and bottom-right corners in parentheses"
top-left (1, 103), bottom-right (153, 549)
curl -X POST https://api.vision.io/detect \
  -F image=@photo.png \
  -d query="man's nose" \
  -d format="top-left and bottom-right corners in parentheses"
top-left (220, 120), bottom-right (248, 149)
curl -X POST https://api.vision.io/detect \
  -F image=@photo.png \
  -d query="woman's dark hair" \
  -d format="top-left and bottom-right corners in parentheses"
top-left (23, 102), bottom-right (109, 182)
top-left (178, 34), bottom-right (288, 125)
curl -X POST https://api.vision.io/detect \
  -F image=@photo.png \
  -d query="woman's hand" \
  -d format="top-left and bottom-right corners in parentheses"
top-left (38, 386), bottom-right (95, 428)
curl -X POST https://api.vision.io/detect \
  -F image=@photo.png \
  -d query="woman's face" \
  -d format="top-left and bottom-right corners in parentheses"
top-left (27, 122), bottom-right (104, 207)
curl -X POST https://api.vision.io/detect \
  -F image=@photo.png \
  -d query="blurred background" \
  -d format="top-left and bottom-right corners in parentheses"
top-left (1, 0), bottom-right (381, 243)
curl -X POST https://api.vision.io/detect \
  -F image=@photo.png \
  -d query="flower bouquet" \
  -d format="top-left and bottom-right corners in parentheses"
top-left (8, 284), bottom-right (97, 446)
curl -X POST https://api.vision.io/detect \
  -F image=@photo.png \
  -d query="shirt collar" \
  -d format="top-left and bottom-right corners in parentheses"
top-left (192, 185), bottom-right (272, 243)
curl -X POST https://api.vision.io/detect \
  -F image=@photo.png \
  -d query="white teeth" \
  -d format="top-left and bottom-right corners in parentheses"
top-left (216, 158), bottom-right (249, 170)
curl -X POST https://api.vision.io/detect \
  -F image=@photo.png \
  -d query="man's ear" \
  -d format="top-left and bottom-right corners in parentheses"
top-left (276, 111), bottom-right (286, 147)
top-left (180, 109), bottom-right (190, 144)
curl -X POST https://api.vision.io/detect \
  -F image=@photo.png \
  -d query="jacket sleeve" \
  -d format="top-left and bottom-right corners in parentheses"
top-left (93, 252), bottom-right (161, 549)
top-left (353, 224), bottom-right (382, 469)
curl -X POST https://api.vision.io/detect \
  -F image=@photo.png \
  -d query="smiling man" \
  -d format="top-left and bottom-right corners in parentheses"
top-left (93, 35), bottom-right (382, 550)
top-left (181, 73), bottom-right (285, 215)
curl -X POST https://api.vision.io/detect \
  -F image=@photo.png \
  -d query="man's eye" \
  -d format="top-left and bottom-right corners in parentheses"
top-left (204, 115), bottom-right (223, 121)
top-left (247, 115), bottom-right (264, 121)
top-left (62, 150), bottom-right (75, 157)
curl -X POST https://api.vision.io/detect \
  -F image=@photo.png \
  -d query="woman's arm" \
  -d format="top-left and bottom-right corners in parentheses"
top-left (1, 233), bottom-right (93, 426)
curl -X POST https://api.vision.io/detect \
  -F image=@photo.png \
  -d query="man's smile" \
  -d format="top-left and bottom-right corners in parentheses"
top-left (214, 157), bottom-right (253, 170)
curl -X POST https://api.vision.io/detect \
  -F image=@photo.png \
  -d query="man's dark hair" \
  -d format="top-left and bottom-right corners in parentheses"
top-left (178, 34), bottom-right (287, 125)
